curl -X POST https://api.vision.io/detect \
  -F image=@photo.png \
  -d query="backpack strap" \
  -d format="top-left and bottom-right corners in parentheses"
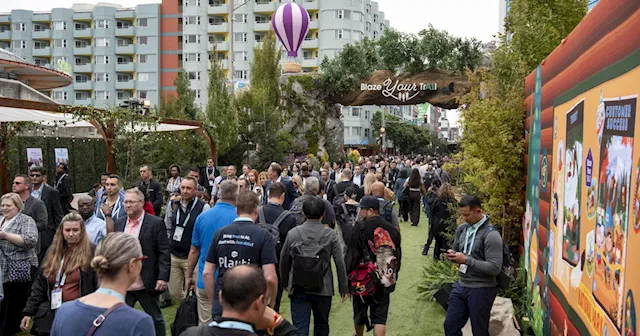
top-left (296, 227), bottom-right (308, 241)
top-left (86, 302), bottom-right (126, 336)
top-left (272, 210), bottom-right (290, 229)
top-left (333, 184), bottom-right (340, 198)
top-left (341, 203), bottom-right (349, 216)
top-left (258, 206), bottom-right (266, 224)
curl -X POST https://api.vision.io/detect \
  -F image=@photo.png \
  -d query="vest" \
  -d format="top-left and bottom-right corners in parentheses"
top-left (170, 198), bottom-right (206, 258)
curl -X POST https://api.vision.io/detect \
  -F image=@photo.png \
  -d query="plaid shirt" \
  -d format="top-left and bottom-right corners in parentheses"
top-left (0, 213), bottom-right (39, 282)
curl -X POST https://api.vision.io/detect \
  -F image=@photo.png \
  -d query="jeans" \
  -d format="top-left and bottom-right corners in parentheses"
top-left (126, 290), bottom-right (166, 336)
top-left (290, 293), bottom-right (332, 336)
top-left (444, 282), bottom-right (498, 336)
top-left (212, 278), bottom-right (223, 318)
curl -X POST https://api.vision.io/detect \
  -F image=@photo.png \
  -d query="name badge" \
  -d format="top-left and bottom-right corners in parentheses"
top-left (51, 289), bottom-right (62, 310)
top-left (173, 226), bottom-right (184, 242)
top-left (322, 194), bottom-right (328, 200)
top-left (209, 180), bottom-right (214, 186)
top-left (459, 264), bottom-right (468, 274)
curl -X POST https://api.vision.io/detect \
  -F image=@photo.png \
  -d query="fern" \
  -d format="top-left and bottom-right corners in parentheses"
top-left (416, 259), bottom-right (459, 301)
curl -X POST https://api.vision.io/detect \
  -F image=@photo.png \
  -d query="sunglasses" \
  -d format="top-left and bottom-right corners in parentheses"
top-left (12, 181), bottom-right (23, 185)
top-left (30, 174), bottom-right (42, 177)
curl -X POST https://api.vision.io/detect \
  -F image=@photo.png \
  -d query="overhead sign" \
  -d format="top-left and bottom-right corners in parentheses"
top-left (361, 78), bottom-right (437, 103)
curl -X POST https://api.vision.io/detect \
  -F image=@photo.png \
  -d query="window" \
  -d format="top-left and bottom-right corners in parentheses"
top-left (116, 39), bottom-right (131, 47)
top-left (210, 0), bottom-right (224, 5)
top-left (188, 71), bottom-right (201, 80)
top-left (54, 56), bottom-right (68, 64)
top-left (94, 73), bottom-right (109, 82)
top-left (12, 40), bottom-right (26, 49)
top-left (75, 91), bottom-right (90, 100)
top-left (96, 91), bottom-right (110, 100)
top-left (373, 31), bottom-right (378, 39)
top-left (137, 36), bottom-right (148, 45)
top-left (33, 24), bottom-right (49, 32)
top-left (138, 91), bottom-right (148, 99)
top-left (116, 21), bottom-right (131, 29)
top-left (185, 16), bottom-right (200, 25)
top-left (335, 29), bottom-right (350, 39)
top-left (373, 14), bottom-right (378, 23)
top-left (234, 51), bottom-right (247, 61)
top-left (364, 128), bottom-right (370, 138)
top-left (364, 110), bottom-right (369, 119)
top-left (53, 39), bottom-right (67, 48)
top-left (75, 75), bottom-right (90, 82)
top-left (365, 4), bottom-right (371, 13)
top-left (209, 17), bottom-right (225, 25)
top-left (138, 73), bottom-right (149, 82)
top-left (137, 18), bottom-right (148, 27)
top-left (95, 20), bottom-right (109, 29)
top-left (234, 70), bottom-right (247, 80)
top-left (75, 23), bottom-right (88, 30)
top-left (255, 16), bottom-right (270, 24)
top-left (303, 50), bottom-right (313, 59)
top-left (54, 91), bottom-right (68, 100)
top-left (34, 41), bottom-right (49, 49)
top-left (354, 127), bottom-right (361, 136)
top-left (117, 91), bottom-right (132, 100)
top-left (352, 108), bottom-right (361, 117)
top-left (185, 0), bottom-right (200, 6)
top-left (117, 74), bottom-right (132, 82)
top-left (184, 35), bottom-right (199, 44)
top-left (380, 23), bottom-right (384, 30)
top-left (95, 38), bottom-right (110, 47)
top-left (75, 40), bottom-right (90, 48)
top-left (255, 34), bottom-right (264, 43)
top-left (13, 23), bottom-right (26, 31)
top-left (193, 90), bottom-right (201, 98)
top-left (185, 53), bottom-right (200, 62)
top-left (116, 56), bottom-right (131, 64)
top-left (95, 56), bottom-right (110, 64)
top-left (234, 14), bottom-right (247, 23)
top-left (234, 33), bottom-right (247, 42)
top-left (138, 55), bottom-right (148, 63)
top-left (34, 58), bottom-right (50, 66)
top-left (336, 10), bottom-right (344, 19)
top-left (365, 22), bottom-right (370, 31)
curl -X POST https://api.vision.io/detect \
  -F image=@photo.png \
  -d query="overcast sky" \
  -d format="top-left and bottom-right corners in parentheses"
top-left (1, 0), bottom-right (500, 43)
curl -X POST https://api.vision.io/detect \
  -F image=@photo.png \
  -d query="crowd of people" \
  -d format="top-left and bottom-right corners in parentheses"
top-left (0, 152), bottom-right (507, 336)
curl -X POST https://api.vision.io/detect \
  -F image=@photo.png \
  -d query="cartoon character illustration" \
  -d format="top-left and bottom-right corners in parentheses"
top-left (368, 227), bottom-right (397, 288)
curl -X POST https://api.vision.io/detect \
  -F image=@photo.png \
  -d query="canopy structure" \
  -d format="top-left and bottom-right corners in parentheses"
top-left (0, 48), bottom-right (72, 90)
top-left (0, 97), bottom-right (216, 193)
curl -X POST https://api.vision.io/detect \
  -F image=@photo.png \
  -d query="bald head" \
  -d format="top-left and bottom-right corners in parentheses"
top-left (77, 195), bottom-right (96, 219)
top-left (371, 182), bottom-right (386, 197)
top-left (220, 265), bottom-right (267, 313)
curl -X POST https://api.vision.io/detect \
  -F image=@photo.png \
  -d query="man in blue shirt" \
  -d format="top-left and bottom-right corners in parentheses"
top-left (186, 180), bottom-right (239, 325)
top-left (203, 190), bottom-right (278, 319)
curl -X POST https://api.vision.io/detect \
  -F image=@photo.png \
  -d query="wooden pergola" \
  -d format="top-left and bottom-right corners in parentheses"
top-left (0, 97), bottom-right (216, 194)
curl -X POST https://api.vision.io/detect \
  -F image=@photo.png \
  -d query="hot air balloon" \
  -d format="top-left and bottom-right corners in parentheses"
top-left (272, 2), bottom-right (310, 73)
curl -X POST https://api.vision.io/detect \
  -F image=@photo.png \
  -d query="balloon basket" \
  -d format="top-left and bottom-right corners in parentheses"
top-left (283, 62), bottom-right (301, 74)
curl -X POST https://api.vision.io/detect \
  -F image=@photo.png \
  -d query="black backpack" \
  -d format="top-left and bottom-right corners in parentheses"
top-left (257, 207), bottom-right (290, 250)
top-left (378, 199), bottom-right (395, 224)
top-left (170, 290), bottom-right (198, 336)
top-left (289, 194), bottom-right (315, 226)
top-left (290, 227), bottom-right (331, 292)
top-left (338, 203), bottom-right (360, 248)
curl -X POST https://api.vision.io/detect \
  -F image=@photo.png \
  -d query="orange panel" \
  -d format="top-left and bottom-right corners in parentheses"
top-left (161, 36), bottom-right (180, 51)
top-left (161, 18), bottom-right (179, 33)
top-left (161, 90), bottom-right (178, 100)
top-left (161, 72), bottom-right (178, 87)
top-left (161, 0), bottom-right (180, 15)
top-left (160, 54), bottom-right (179, 69)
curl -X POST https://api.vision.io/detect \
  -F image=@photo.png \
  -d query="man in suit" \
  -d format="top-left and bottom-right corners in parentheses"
top-left (352, 165), bottom-right (365, 187)
top-left (321, 169), bottom-right (336, 201)
top-left (29, 166), bottom-right (64, 261)
top-left (200, 158), bottom-right (218, 195)
top-left (54, 163), bottom-right (73, 214)
top-left (116, 188), bottom-right (170, 336)
top-left (136, 165), bottom-right (164, 217)
top-left (327, 168), bottom-right (363, 204)
top-left (12, 174), bottom-right (48, 242)
top-left (263, 162), bottom-right (298, 210)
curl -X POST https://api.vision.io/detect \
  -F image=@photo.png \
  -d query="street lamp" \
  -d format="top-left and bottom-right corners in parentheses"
top-left (229, 0), bottom-right (251, 95)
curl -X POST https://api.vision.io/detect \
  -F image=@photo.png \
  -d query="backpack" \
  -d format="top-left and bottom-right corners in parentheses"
top-left (289, 194), bottom-right (315, 226)
top-left (332, 184), bottom-right (346, 214)
top-left (378, 199), bottom-right (395, 224)
top-left (459, 223), bottom-right (513, 290)
top-left (290, 227), bottom-right (331, 292)
top-left (257, 206), bottom-right (290, 250)
top-left (170, 290), bottom-right (198, 336)
top-left (348, 223), bottom-right (381, 298)
top-left (339, 203), bottom-right (360, 247)
top-left (423, 171), bottom-right (436, 189)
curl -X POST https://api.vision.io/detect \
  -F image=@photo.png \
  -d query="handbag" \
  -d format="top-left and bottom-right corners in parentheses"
top-left (6, 258), bottom-right (32, 283)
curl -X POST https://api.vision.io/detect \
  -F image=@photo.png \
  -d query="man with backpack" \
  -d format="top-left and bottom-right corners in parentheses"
top-left (346, 196), bottom-right (401, 336)
top-left (371, 182), bottom-right (399, 230)
top-left (257, 182), bottom-right (297, 312)
top-left (288, 177), bottom-right (335, 227)
top-left (279, 197), bottom-right (349, 336)
top-left (444, 195), bottom-right (504, 336)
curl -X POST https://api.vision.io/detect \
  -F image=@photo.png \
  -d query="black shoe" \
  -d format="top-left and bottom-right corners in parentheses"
top-left (160, 300), bottom-right (172, 308)
top-left (422, 246), bottom-right (429, 256)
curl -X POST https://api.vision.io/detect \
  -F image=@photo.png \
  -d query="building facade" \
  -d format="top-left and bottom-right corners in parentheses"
top-left (0, 3), bottom-right (161, 109)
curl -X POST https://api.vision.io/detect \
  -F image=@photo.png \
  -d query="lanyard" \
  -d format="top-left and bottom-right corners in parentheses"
top-left (96, 288), bottom-right (126, 302)
top-left (208, 320), bottom-right (254, 333)
top-left (99, 196), bottom-right (122, 220)
top-left (168, 177), bottom-right (181, 192)
top-left (463, 215), bottom-right (487, 255)
top-left (55, 259), bottom-right (67, 288)
top-left (207, 168), bottom-right (215, 180)
top-left (55, 173), bottom-right (67, 189)
top-left (176, 199), bottom-right (198, 227)
top-left (1, 216), bottom-right (16, 231)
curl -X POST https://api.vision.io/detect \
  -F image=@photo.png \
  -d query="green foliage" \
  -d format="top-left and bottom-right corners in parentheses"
top-left (370, 111), bottom-right (435, 154)
top-left (416, 259), bottom-right (459, 301)
top-left (173, 69), bottom-right (198, 120)
top-left (320, 27), bottom-right (483, 97)
top-left (205, 48), bottom-right (238, 156)
top-left (498, 255), bottom-right (530, 329)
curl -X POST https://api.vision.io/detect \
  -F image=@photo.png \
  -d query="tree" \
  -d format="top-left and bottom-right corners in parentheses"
top-left (174, 69), bottom-right (198, 120)
top-left (370, 111), bottom-right (434, 154)
top-left (205, 47), bottom-right (237, 156)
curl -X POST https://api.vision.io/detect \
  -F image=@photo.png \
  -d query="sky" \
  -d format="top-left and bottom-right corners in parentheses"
top-left (1, 0), bottom-right (501, 43)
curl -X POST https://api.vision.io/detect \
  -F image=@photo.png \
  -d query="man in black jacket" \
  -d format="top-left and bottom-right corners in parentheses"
top-left (29, 166), bottom-right (64, 262)
top-left (181, 265), bottom-right (298, 336)
top-left (263, 163), bottom-right (297, 210)
top-left (327, 168), bottom-right (363, 204)
top-left (136, 165), bottom-right (164, 217)
top-left (200, 158), bottom-right (219, 195)
top-left (54, 163), bottom-right (73, 214)
top-left (116, 187), bottom-right (171, 336)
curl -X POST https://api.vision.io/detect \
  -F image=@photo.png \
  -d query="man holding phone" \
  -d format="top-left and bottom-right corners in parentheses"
top-left (443, 195), bottom-right (503, 336)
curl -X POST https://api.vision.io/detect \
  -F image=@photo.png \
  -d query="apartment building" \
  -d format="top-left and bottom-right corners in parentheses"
top-left (0, 3), bottom-right (161, 109)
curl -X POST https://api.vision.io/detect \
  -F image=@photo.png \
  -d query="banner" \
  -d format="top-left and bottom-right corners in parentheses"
top-left (54, 148), bottom-right (69, 166)
top-left (26, 148), bottom-right (43, 169)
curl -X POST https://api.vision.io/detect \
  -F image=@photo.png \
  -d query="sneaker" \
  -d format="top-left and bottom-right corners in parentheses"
top-left (422, 245), bottom-right (429, 256)
top-left (160, 300), bottom-right (173, 308)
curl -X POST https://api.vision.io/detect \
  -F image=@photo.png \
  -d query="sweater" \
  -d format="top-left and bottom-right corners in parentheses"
top-left (451, 217), bottom-right (503, 288)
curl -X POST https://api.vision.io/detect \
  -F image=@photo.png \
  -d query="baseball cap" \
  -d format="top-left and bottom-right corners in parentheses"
top-left (357, 196), bottom-right (380, 210)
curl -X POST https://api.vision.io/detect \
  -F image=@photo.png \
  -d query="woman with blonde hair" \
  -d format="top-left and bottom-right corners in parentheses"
top-left (255, 171), bottom-right (268, 203)
top-left (50, 232), bottom-right (154, 335)
top-left (290, 175), bottom-right (305, 195)
top-left (21, 213), bottom-right (98, 335)
top-left (363, 173), bottom-right (378, 196)
top-left (0, 193), bottom-right (38, 336)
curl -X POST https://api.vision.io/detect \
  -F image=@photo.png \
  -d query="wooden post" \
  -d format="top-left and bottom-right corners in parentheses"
top-left (90, 119), bottom-right (117, 174)
top-left (195, 128), bottom-right (217, 166)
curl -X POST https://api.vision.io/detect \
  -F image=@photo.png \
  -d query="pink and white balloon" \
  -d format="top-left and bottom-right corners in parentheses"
top-left (272, 2), bottom-right (310, 58)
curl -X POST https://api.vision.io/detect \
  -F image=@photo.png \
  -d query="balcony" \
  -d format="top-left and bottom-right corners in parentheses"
top-left (74, 81), bottom-right (93, 90)
top-left (302, 58), bottom-right (318, 68)
top-left (208, 22), bottom-right (228, 33)
top-left (309, 20), bottom-right (318, 29)
top-left (73, 12), bottom-right (93, 21)
top-left (207, 60), bottom-right (229, 70)
top-left (254, 1), bottom-right (276, 13)
top-left (301, 38), bottom-right (318, 49)
top-left (115, 62), bottom-right (135, 72)
top-left (33, 13), bottom-right (52, 22)
top-left (73, 45), bottom-right (92, 55)
top-left (73, 63), bottom-right (93, 73)
top-left (32, 29), bottom-right (52, 39)
top-left (115, 44), bottom-right (135, 54)
top-left (73, 28), bottom-right (92, 38)
top-left (212, 41), bottom-right (228, 51)
top-left (33, 47), bottom-right (51, 56)
top-left (74, 96), bottom-right (94, 105)
top-left (208, 3), bottom-right (229, 15)
top-left (0, 31), bottom-right (10, 40)
top-left (115, 80), bottom-right (135, 90)
top-left (115, 10), bottom-right (135, 19)
top-left (254, 22), bottom-right (271, 32)
top-left (115, 26), bottom-right (135, 37)
top-left (302, 0), bottom-right (318, 10)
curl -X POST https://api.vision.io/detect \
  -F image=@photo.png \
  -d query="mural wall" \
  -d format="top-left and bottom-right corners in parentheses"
top-left (524, 1), bottom-right (640, 335)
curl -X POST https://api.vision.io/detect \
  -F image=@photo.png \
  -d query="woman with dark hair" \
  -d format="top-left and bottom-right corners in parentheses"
top-left (423, 182), bottom-right (455, 258)
top-left (21, 213), bottom-right (98, 335)
top-left (335, 186), bottom-right (360, 254)
top-left (393, 169), bottom-right (410, 222)
top-left (165, 164), bottom-right (182, 200)
top-left (405, 168), bottom-right (426, 226)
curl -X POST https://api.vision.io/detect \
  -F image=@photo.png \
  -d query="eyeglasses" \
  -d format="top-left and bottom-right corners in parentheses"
top-left (29, 174), bottom-right (42, 177)
top-left (135, 256), bottom-right (148, 263)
